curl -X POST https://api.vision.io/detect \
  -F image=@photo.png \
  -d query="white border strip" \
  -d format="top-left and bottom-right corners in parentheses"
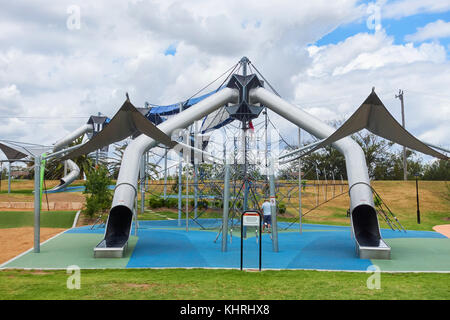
top-left (72, 210), bottom-right (81, 228)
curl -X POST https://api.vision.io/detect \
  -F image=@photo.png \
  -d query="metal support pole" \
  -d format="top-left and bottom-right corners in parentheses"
top-left (194, 121), bottom-right (198, 219)
top-left (134, 196), bottom-right (138, 236)
top-left (265, 108), bottom-right (268, 178)
top-left (332, 171), bottom-right (336, 198)
top-left (323, 168), bottom-right (327, 201)
top-left (298, 128), bottom-right (302, 234)
top-left (415, 175), bottom-right (421, 224)
top-left (242, 57), bottom-right (249, 212)
top-left (222, 163), bottom-right (231, 252)
top-left (243, 127), bottom-right (249, 211)
top-left (178, 158), bottom-right (182, 227)
top-left (185, 162), bottom-right (189, 232)
top-left (269, 170), bottom-right (278, 252)
top-left (178, 102), bottom-right (183, 227)
top-left (242, 126), bottom-right (248, 239)
top-left (163, 149), bottom-right (168, 199)
top-left (396, 90), bottom-right (407, 180)
top-left (194, 162), bottom-right (198, 219)
top-left (315, 166), bottom-right (319, 206)
top-left (8, 161), bottom-right (11, 194)
top-left (33, 156), bottom-right (41, 253)
top-left (145, 152), bottom-right (149, 192)
top-left (140, 154), bottom-right (145, 214)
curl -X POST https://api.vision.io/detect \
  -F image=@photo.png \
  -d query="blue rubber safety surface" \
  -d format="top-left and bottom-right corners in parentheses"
top-left (45, 185), bottom-right (115, 193)
top-left (63, 219), bottom-right (447, 271)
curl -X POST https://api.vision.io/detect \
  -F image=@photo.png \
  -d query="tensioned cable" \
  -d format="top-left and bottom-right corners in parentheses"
top-left (267, 117), bottom-right (294, 149)
top-left (248, 62), bottom-right (281, 97)
top-left (198, 62), bottom-right (242, 134)
top-left (145, 62), bottom-right (240, 108)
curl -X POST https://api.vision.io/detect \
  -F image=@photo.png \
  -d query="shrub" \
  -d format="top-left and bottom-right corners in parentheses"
top-left (198, 200), bottom-right (208, 210)
top-left (82, 165), bottom-right (112, 218)
top-left (148, 195), bottom-right (165, 208)
top-left (301, 180), bottom-right (307, 191)
top-left (373, 194), bottom-right (382, 207)
top-left (277, 202), bottom-right (286, 214)
top-left (165, 198), bottom-right (178, 208)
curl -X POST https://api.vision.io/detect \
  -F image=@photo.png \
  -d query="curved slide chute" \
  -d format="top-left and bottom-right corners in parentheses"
top-left (250, 87), bottom-right (391, 259)
top-left (46, 124), bottom-right (93, 192)
top-left (94, 88), bottom-right (240, 258)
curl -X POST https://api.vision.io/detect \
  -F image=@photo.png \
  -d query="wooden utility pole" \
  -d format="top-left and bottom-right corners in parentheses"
top-left (395, 90), bottom-right (407, 180)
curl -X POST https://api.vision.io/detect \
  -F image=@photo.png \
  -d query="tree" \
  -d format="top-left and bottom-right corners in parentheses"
top-left (422, 159), bottom-right (450, 181)
top-left (109, 142), bottom-right (160, 180)
top-left (351, 130), bottom-right (395, 179)
top-left (278, 141), bottom-right (346, 181)
top-left (44, 136), bottom-right (94, 180)
top-left (82, 165), bottom-right (112, 218)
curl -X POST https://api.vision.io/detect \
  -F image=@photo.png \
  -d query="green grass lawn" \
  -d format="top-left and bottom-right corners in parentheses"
top-left (0, 189), bottom-right (34, 194)
top-left (0, 211), bottom-right (76, 229)
top-left (0, 269), bottom-right (449, 300)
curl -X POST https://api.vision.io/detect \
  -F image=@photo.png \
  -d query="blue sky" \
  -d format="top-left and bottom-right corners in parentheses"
top-left (317, 7), bottom-right (450, 50)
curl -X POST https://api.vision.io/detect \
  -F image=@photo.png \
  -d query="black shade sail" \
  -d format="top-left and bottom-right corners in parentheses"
top-left (301, 90), bottom-right (448, 160)
top-left (61, 100), bottom-right (177, 160)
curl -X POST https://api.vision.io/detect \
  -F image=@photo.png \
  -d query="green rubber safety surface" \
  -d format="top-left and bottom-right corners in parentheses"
top-left (3, 233), bottom-right (138, 269)
top-left (372, 238), bottom-right (450, 272)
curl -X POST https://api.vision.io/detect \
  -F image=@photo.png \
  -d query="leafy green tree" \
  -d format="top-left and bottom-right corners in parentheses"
top-left (109, 143), bottom-right (160, 180)
top-left (83, 165), bottom-right (112, 218)
top-left (422, 159), bottom-right (450, 181)
top-left (352, 130), bottom-right (395, 179)
top-left (278, 141), bottom-right (346, 181)
top-left (44, 136), bottom-right (94, 180)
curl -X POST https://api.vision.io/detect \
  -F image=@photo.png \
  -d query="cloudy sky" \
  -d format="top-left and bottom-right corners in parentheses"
top-left (0, 0), bottom-right (449, 161)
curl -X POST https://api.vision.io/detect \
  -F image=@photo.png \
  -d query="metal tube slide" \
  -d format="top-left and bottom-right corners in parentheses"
top-left (53, 124), bottom-right (94, 151)
top-left (250, 87), bottom-right (390, 259)
top-left (96, 88), bottom-right (239, 256)
top-left (49, 124), bottom-right (93, 192)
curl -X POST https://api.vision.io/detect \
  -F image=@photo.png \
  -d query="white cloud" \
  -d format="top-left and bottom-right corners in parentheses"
top-left (291, 30), bottom-right (450, 148)
top-left (380, 0), bottom-right (450, 20)
top-left (405, 20), bottom-right (450, 42)
top-left (0, 84), bottom-right (23, 114)
top-left (0, 0), bottom-right (448, 157)
top-left (304, 30), bottom-right (446, 78)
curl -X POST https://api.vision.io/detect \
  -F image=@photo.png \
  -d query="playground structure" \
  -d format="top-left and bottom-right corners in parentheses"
top-left (1, 57), bottom-right (448, 263)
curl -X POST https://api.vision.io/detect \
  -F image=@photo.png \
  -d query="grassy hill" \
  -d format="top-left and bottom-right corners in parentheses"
top-left (279, 180), bottom-right (449, 231)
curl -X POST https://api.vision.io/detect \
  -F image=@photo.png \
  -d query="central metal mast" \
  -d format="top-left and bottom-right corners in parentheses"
top-left (241, 57), bottom-right (250, 212)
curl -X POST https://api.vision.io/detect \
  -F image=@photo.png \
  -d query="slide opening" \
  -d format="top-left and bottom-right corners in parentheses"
top-left (104, 205), bottom-right (133, 248)
top-left (351, 204), bottom-right (381, 247)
